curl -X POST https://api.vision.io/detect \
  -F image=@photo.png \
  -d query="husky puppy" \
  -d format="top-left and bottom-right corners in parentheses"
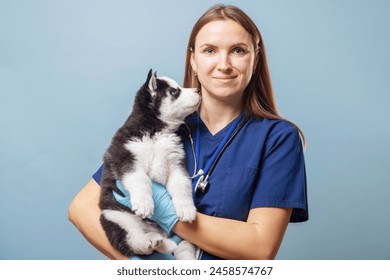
top-left (99, 69), bottom-right (199, 259)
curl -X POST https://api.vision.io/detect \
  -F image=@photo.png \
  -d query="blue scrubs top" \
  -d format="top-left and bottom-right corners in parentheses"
top-left (92, 114), bottom-right (308, 260)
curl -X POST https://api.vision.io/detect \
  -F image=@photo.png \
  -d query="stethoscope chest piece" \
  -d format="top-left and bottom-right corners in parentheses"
top-left (194, 175), bottom-right (209, 194)
top-left (190, 113), bottom-right (248, 195)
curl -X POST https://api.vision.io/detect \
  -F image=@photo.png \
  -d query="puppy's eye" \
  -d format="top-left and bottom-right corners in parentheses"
top-left (169, 88), bottom-right (180, 97)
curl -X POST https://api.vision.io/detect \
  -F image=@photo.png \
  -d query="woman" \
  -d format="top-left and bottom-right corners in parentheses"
top-left (68, 4), bottom-right (308, 260)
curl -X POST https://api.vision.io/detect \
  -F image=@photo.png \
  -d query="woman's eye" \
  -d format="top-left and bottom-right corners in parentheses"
top-left (203, 48), bottom-right (215, 54)
top-left (232, 47), bottom-right (246, 55)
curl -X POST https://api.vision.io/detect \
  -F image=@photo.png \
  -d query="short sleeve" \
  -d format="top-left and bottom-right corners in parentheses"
top-left (250, 124), bottom-right (308, 222)
top-left (92, 164), bottom-right (104, 185)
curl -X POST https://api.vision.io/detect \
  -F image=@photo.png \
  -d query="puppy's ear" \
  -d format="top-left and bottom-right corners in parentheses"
top-left (146, 68), bottom-right (153, 81)
top-left (147, 69), bottom-right (157, 97)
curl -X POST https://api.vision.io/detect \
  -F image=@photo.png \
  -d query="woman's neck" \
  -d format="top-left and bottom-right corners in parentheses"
top-left (199, 96), bottom-right (243, 135)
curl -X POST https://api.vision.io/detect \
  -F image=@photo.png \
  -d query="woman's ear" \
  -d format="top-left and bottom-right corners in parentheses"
top-left (253, 48), bottom-right (260, 73)
top-left (190, 48), bottom-right (197, 74)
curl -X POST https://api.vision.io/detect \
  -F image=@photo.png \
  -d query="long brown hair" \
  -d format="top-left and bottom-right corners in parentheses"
top-left (183, 4), bottom-right (306, 147)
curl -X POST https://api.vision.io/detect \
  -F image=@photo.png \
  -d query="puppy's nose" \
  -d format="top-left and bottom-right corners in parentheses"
top-left (193, 88), bottom-right (201, 94)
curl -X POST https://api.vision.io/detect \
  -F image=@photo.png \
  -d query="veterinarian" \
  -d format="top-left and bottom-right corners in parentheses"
top-left (68, 4), bottom-right (308, 260)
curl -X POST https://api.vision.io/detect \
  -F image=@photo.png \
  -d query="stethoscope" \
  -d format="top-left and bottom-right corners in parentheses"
top-left (184, 113), bottom-right (248, 194)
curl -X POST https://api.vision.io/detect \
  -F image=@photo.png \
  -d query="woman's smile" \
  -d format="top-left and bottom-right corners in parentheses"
top-left (213, 76), bottom-right (237, 79)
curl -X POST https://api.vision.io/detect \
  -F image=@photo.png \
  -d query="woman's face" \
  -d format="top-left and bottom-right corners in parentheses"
top-left (191, 20), bottom-right (257, 104)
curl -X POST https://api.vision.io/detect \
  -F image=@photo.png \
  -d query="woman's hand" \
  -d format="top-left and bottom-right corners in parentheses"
top-left (113, 180), bottom-right (179, 235)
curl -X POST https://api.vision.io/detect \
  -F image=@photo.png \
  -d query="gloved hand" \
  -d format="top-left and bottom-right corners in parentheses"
top-left (113, 180), bottom-right (179, 235)
top-left (129, 235), bottom-right (182, 260)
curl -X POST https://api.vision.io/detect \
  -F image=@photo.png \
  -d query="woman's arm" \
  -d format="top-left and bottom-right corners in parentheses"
top-left (69, 179), bottom-right (291, 260)
top-left (68, 179), bottom-right (128, 260)
top-left (173, 207), bottom-right (292, 260)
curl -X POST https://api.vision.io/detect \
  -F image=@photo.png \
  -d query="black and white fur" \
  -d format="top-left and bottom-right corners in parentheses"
top-left (99, 69), bottom-right (199, 259)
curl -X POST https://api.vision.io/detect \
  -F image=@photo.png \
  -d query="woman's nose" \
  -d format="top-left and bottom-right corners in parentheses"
top-left (217, 52), bottom-right (232, 71)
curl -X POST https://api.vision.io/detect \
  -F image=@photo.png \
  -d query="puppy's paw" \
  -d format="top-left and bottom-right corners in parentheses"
top-left (174, 240), bottom-right (197, 260)
top-left (156, 238), bottom-right (178, 254)
top-left (145, 232), bottom-right (164, 250)
top-left (131, 232), bottom-right (164, 255)
top-left (175, 204), bottom-right (196, 222)
top-left (131, 196), bottom-right (154, 219)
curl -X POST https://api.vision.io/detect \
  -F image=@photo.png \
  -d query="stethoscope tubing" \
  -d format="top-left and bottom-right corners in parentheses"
top-left (183, 116), bottom-right (249, 193)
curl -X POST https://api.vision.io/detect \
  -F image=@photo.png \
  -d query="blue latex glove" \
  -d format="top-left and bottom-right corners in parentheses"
top-left (113, 180), bottom-right (179, 235)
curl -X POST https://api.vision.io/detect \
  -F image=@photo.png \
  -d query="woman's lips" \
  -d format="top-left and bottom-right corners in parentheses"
top-left (213, 76), bottom-right (237, 80)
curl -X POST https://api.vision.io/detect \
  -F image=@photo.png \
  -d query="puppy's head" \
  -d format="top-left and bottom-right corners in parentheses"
top-left (144, 69), bottom-right (200, 126)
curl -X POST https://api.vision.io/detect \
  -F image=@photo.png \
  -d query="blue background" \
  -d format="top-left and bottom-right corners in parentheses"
top-left (1, 0), bottom-right (389, 259)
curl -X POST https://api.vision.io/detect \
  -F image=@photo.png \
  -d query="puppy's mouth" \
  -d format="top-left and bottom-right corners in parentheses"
top-left (185, 103), bottom-right (200, 111)
top-left (184, 98), bottom-right (201, 112)
top-left (195, 95), bottom-right (202, 107)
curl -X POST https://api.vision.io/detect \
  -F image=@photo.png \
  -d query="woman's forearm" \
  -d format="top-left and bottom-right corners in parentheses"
top-left (173, 207), bottom-right (292, 260)
top-left (68, 179), bottom-right (128, 260)
top-left (69, 179), bottom-right (291, 260)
